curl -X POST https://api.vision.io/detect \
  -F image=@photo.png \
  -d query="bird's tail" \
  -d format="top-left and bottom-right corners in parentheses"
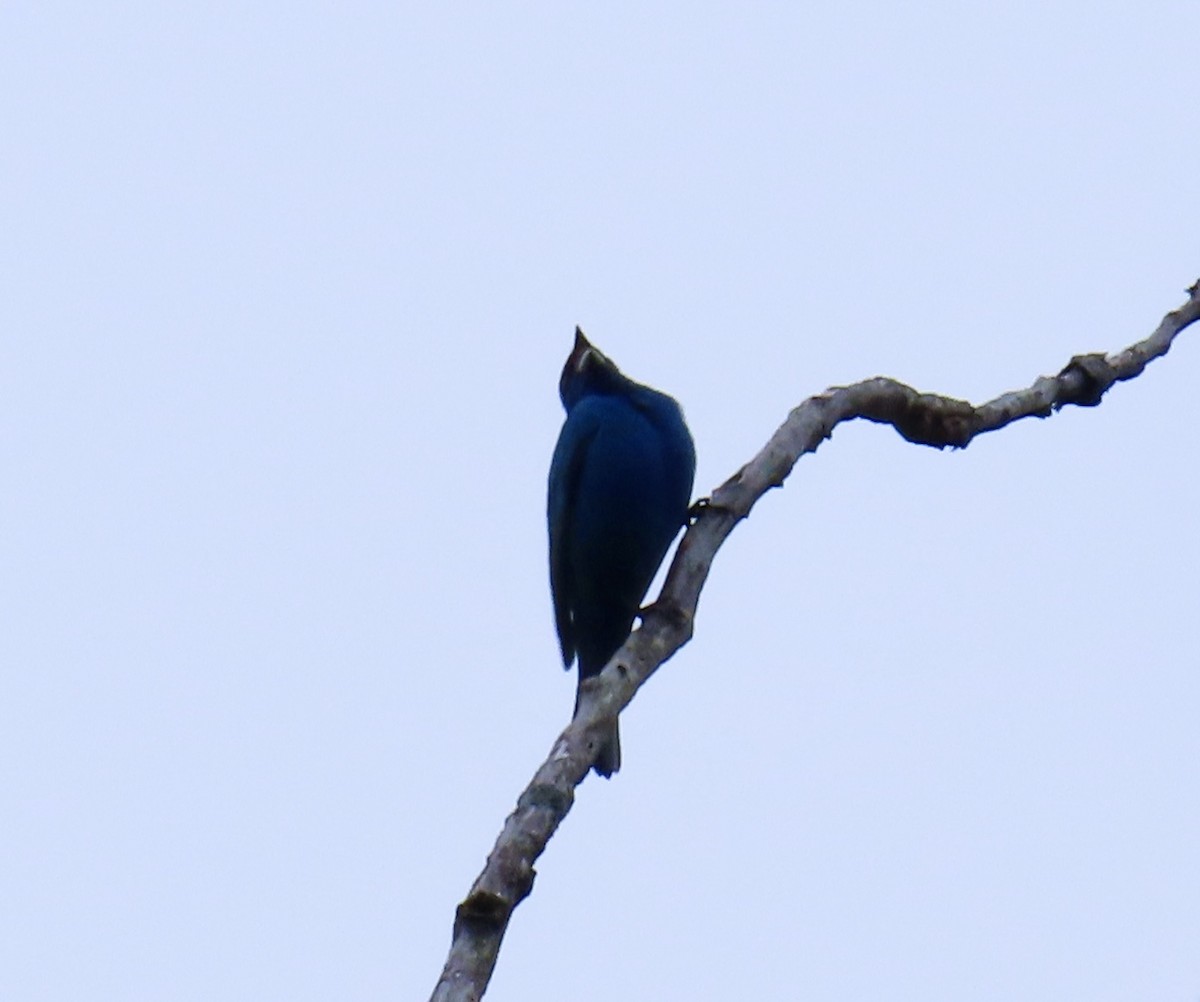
top-left (594, 720), bottom-right (621, 779)
top-left (573, 688), bottom-right (621, 778)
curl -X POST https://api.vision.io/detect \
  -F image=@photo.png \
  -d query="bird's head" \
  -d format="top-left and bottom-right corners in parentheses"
top-left (559, 327), bottom-right (626, 409)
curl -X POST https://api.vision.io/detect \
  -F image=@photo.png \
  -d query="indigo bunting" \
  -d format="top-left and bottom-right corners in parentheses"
top-left (548, 329), bottom-right (696, 777)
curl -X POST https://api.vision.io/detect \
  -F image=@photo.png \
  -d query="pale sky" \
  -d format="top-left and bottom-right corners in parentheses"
top-left (2, 4), bottom-right (1198, 1001)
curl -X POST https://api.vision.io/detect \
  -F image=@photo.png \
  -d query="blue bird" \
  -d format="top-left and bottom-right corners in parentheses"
top-left (548, 328), bottom-right (696, 778)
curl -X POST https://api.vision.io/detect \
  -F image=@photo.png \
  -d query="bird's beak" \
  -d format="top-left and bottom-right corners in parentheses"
top-left (569, 326), bottom-right (611, 376)
top-left (567, 326), bottom-right (593, 374)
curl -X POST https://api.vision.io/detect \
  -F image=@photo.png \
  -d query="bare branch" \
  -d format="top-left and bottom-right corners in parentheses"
top-left (429, 282), bottom-right (1200, 1002)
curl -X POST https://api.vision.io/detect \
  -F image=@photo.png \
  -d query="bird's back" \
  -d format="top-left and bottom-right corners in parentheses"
top-left (546, 330), bottom-right (696, 778)
top-left (551, 388), bottom-right (694, 676)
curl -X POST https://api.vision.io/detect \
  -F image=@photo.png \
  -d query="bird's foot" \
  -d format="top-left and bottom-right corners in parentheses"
top-left (686, 497), bottom-right (711, 524)
top-left (687, 495), bottom-right (738, 525)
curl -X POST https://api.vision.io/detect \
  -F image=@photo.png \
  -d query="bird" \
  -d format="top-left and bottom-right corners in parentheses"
top-left (547, 328), bottom-right (696, 778)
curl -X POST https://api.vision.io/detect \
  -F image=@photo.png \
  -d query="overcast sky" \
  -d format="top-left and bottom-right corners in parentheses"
top-left (3, 4), bottom-right (1198, 1001)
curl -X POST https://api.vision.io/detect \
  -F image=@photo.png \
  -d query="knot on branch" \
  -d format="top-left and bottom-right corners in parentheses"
top-left (518, 783), bottom-right (573, 815)
top-left (888, 391), bottom-right (980, 448)
top-left (640, 596), bottom-right (693, 634)
top-left (454, 890), bottom-right (510, 936)
top-left (1056, 353), bottom-right (1116, 407)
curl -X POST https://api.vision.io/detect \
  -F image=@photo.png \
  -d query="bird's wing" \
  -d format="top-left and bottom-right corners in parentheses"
top-left (547, 408), bottom-right (601, 670)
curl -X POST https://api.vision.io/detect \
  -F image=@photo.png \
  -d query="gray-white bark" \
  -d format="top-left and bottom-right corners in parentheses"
top-left (429, 282), bottom-right (1200, 1002)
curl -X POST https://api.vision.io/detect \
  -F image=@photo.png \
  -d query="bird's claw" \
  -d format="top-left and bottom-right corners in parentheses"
top-left (687, 496), bottom-right (736, 524)
top-left (686, 497), bottom-right (711, 524)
